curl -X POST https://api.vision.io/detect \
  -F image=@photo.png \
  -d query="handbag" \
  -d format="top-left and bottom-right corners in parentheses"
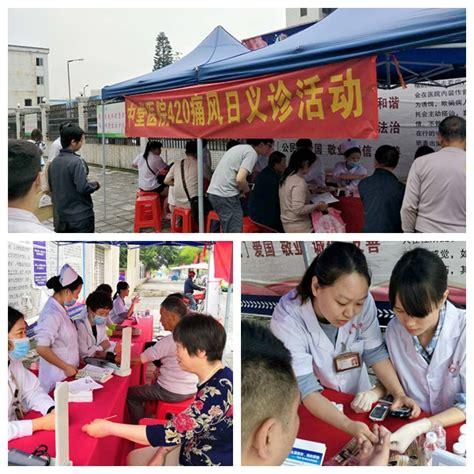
top-left (180, 159), bottom-right (213, 223)
top-left (144, 155), bottom-right (170, 191)
top-left (8, 445), bottom-right (51, 466)
top-left (311, 208), bottom-right (346, 233)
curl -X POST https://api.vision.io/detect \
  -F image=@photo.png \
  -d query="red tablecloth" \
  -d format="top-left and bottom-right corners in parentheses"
top-left (120, 315), bottom-right (154, 343)
top-left (332, 196), bottom-right (364, 232)
top-left (298, 389), bottom-right (462, 464)
top-left (8, 343), bottom-right (145, 466)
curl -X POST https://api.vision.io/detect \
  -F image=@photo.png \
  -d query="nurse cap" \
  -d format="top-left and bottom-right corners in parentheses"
top-left (339, 139), bottom-right (359, 154)
top-left (59, 263), bottom-right (79, 287)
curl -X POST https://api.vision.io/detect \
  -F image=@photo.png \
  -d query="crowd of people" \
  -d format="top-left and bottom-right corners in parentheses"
top-left (8, 263), bottom-right (233, 466)
top-left (8, 115), bottom-right (465, 234)
top-left (242, 242), bottom-right (465, 465)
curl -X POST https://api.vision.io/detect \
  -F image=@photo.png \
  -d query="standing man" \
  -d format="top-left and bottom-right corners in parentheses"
top-left (183, 271), bottom-right (204, 310)
top-left (48, 124), bottom-right (100, 233)
top-left (207, 139), bottom-right (274, 233)
top-left (126, 296), bottom-right (197, 424)
top-left (248, 151), bottom-right (287, 232)
top-left (8, 140), bottom-right (54, 233)
top-left (401, 116), bottom-right (466, 232)
top-left (358, 145), bottom-right (405, 233)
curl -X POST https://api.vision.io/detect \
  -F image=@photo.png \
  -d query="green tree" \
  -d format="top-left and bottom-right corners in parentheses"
top-left (153, 32), bottom-right (174, 71)
top-left (174, 247), bottom-right (201, 266)
top-left (119, 247), bottom-right (127, 269)
top-left (140, 245), bottom-right (180, 271)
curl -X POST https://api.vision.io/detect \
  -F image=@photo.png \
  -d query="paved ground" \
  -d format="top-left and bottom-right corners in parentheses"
top-left (42, 165), bottom-right (172, 233)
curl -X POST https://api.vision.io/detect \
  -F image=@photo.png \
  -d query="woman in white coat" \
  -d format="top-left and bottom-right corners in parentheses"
top-left (270, 242), bottom-right (420, 445)
top-left (35, 264), bottom-right (83, 393)
top-left (110, 281), bottom-right (140, 325)
top-left (8, 307), bottom-right (55, 441)
top-left (386, 248), bottom-right (466, 453)
top-left (75, 290), bottom-right (117, 362)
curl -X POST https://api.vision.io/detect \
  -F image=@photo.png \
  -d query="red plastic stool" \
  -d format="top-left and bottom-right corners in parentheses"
top-left (134, 195), bottom-right (162, 232)
top-left (243, 216), bottom-right (254, 233)
top-left (156, 397), bottom-right (195, 420)
top-left (171, 207), bottom-right (193, 233)
top-left (206, 210), bottom-right (220, 232)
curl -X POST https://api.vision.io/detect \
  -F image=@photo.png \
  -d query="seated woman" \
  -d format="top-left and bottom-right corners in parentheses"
top-left (82, 313), bottom-right (233, 466)
top-left (8, 306), bottom-right (55, 441)
top-left (109, 281), bottom-right (140, 325)
top-left (270, 242), bottom-right (420, 445)
top-left (132, 140), bottom-right (169, 195)
top-left (75, 290), bottom-right (118, 363)
top-left (386, 248), bottom-right (465, 453)
top-left (332, 144), bottom-right (367, 192)
top-left (279, 148), bottom-right (328, 233)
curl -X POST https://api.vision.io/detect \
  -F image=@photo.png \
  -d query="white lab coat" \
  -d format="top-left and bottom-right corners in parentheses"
top-left (110, 296), bottom-right (129, 324)
top-left (270, 289), bottom-right (383, 395)
top-left (75, 306), bottom-right (115, 360)
top-left (385, 301), bottom-right (465, 414)
top-left (35, 296), bottom-right (80, 393)
top-left (8, 358), bottom-right (54, 441)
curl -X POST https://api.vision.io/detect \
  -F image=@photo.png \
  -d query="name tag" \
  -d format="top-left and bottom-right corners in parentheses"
top-left (334, 352), bottom-right (361, 373)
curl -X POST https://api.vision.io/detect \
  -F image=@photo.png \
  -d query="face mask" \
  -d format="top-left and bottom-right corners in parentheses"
top-left (346, 161), bottom-right (357, 170)
top-left (94, 315), bottom-right (106, 325)
top-left (64, 298), bottom-right (77, 308)
top-left (9, 338), bottom-right (30, 360)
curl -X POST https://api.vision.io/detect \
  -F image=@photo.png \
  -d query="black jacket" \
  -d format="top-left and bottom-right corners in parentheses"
top-left (358, 168), bottom-right (405, 232)
top-left (48, 149), bottom-right (98, 222)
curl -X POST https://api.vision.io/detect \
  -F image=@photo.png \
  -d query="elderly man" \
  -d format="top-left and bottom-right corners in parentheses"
top-left (401, 116), bottom-right (466, 233)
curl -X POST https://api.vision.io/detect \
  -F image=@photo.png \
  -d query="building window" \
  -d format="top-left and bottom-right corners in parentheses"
top-left (322, 8), bottom-right (337, 15)
top-left (24, 99), bottom-right (32, 106)
top-left (37, 76), bottom-right (44, 85)
top-left (37, 97), bottom-right (44, 105)
top-left (300, 8), bottom-right (308, 17)
top-left (36, 57), bottom-right (43, 66)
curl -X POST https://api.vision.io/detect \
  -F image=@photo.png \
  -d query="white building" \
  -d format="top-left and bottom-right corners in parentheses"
top-left (8, 44), bottom-right (50, 111)
top-left (286, 8), bottom-right (336, 27)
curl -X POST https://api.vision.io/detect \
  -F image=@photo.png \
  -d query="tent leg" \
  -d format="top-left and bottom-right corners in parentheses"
top-left (224, 283), bottom-right (232, 335)
top-left (197, 138), bottom-right (204, 233)
top-left (101, 100), bottom-right (107, 220)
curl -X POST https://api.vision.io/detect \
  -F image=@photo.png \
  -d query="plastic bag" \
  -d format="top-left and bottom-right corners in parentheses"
top-left (312, 208), bottom-right (346, 233)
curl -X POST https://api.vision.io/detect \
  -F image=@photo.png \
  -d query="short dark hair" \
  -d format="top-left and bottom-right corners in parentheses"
top-left (295, 242), bottom-right (371, 303)
top-left (414, 145), bottom-right (435, 159)
top-left (161, 295), bottom-right (188, 319)
top-left (438, 116), bottom-right (465, 142)
top-left (247, 138), bottom-right (274, 147)
top-left (86, 291), bottom-right (113, 311)
top-left (185, 140), bottom-right (198, 156)
top-left (60, 123), bottom-right (84, 148)
top-left (168, 292), bottom-right (186, 300)
top-left (30, 129), bottom-right (43, 142)
top-left (241, 320), bottom-right (299, 446)
top-left (268, 151), bottom-right (286, 169)
top-left (8, 139), bottom-right (42, 200)
top-left (375, 145), bottom-right (399, 168)
top-left (46, 274), bottom-right (83, 293)
top-left (173, 313), bottom-right (226, 362)
top-left (95, 283), bottom-right (113, 296)
top-left (389, 248), bottom-right (448, 318)
top-left (8, 306), bottom-right (25, 333)
top-left (226, 140), bottom-right (240, 151)
top-left (296, 138), bottom-right (313, 150)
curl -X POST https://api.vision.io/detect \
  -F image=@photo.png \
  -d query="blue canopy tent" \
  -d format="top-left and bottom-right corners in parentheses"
top-left (198, 8), bottom-right (466, 89)
top-left (99, 26), bottom-right (249, 230)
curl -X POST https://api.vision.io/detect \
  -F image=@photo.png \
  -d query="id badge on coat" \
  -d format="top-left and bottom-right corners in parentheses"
top-left (334, 352), bottom-right (361, 373)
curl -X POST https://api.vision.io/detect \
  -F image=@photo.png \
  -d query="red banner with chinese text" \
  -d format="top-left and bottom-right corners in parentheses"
top-left (125, 56), bottom-right (378, 139)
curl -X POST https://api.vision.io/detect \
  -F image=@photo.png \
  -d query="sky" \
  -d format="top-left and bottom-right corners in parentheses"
top-left (8, 8), bottom-right (286, 99)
